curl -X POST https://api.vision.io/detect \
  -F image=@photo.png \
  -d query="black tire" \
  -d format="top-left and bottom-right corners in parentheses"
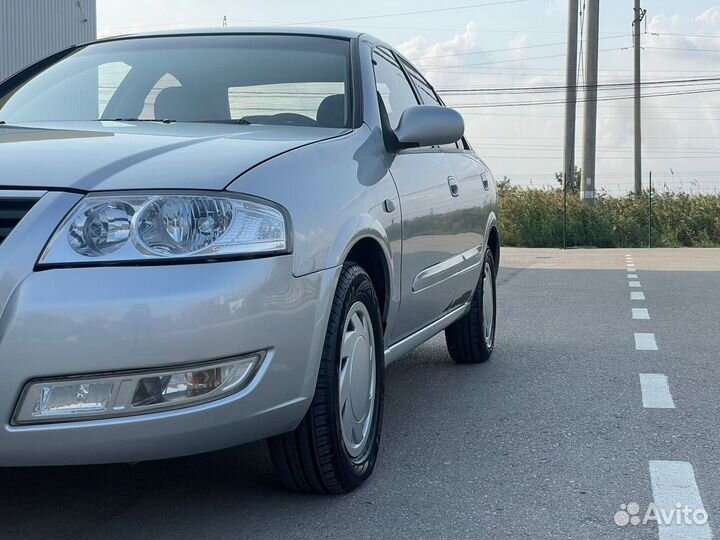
top-left (445, 248), bottom-right (497, 364)
top-left (268, 263), bottom-right (384, 494)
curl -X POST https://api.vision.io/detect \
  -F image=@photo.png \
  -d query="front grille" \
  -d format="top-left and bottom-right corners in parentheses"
top-left (0, 198), bottom-right (39, 245)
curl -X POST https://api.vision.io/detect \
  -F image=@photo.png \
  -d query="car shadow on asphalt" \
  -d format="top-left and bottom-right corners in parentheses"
top-left (0, 439), bottom-right (281, 536)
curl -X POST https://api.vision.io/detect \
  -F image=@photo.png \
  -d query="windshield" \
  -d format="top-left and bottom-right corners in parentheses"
top-left (0, 35), bottom-right (353, 128)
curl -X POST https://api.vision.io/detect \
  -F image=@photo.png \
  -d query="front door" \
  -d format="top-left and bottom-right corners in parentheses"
top-left (372, 47), bottom-right (472, 343)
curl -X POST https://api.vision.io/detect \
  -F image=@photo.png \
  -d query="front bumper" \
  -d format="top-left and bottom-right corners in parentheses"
top-left (0, 191), bottom-right (340, 465)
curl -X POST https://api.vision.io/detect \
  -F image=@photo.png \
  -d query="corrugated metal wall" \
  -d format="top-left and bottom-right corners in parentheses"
top-left (0, 0), bottom-right (97, 82)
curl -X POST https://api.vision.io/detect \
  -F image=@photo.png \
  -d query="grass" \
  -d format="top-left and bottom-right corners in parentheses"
top-left (498, 181), bottom-right (720, 248)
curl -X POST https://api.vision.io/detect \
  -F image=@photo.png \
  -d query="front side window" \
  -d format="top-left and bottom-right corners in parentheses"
top-left (373, 48), bottom-right (419, 130)
top-left (0, 35), bottom-right (352, 128)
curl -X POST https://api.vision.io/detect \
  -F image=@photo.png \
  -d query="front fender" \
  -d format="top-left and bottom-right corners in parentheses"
top-left (331, 215), bottom-right (394, 281)
top-left (225, 125), bottom-right (400, 277)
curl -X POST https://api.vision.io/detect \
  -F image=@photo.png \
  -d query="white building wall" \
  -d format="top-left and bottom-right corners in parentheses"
top-left (0, 0), bottom-right (97, 82)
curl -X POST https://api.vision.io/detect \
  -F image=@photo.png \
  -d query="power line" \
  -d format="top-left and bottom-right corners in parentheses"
top-left (650, 32), bottom-right (720, 39)
top-left (427, 66), bottom-right (720, 74)
top-left (283, 0), bottom-right (529, 25)
top-left (421, 47), bottom-right (626, 70)
top-left (467, 135), bottom-right (720, 139)
top-left (407, 34), bottom-right (627, 61)
top-left (470, 142), bottom-right (720, 149)
top-left (478, 155), bottom-right (720, 160)
top-left (411, 40), bottom-right (567, 60)
top-left (448, 86), bottom-right (720, 108)
top-left (497, 170), bottom-right (720, 175)
top-left (481, 146), bottom-right (720, 153)
top-left (456, 111), bottom-right (720, 120)
top-left (644, 45), bottom-right (720, 53)
top-left (436, 76), bottom-right (720, 93)
top-left (102, 2), bottom-right (529, 34)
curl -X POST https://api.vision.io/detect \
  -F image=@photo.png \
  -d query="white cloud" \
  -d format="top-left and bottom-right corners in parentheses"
top-left (397, 22), bottom-right (480, 69)
top-left (696, 5), bottom-right (720, 26)
top-left (545, 0), bottom-right (565, 17)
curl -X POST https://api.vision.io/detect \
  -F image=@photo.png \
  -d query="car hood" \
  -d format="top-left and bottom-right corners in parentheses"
top-left (0, 122), bottom-right (349, 191)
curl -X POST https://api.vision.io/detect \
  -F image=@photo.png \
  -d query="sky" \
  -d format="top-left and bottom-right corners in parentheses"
top-left (97, 0), bottom-right (720, 191)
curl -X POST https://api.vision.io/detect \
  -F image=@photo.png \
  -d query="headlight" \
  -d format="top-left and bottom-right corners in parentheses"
top-left (39, 192), bottom-right (289, 265)
top-left (13, 353), bottom-right (263, 424)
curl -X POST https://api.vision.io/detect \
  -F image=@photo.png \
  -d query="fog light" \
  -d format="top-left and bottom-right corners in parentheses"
top-left (13, 354), bottom-right (262, 424)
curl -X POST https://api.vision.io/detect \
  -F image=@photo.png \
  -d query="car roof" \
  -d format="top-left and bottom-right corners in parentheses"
top-left (97, 26), bottom-right (364, 42)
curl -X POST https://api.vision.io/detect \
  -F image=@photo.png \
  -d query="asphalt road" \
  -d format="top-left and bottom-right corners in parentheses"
top-left (2, 248), bottom-right (719, 540)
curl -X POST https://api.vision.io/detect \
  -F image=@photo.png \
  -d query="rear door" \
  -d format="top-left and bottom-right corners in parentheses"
top-left (373, 48), bottom-right (470, 343)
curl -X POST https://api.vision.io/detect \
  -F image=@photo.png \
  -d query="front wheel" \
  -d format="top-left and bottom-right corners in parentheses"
top-left (445, 248), bottom-right (497, 364)
top-left (268, 263), bottom-right (384, 494)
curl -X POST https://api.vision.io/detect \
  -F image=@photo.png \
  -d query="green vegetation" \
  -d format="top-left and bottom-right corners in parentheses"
top-left (498, 178), bottom-right (720, 248)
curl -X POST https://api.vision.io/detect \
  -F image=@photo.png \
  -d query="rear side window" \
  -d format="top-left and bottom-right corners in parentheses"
top-left (372, 48), bottom-right (419, 130)
top-left (403, 61), bottom-right (461, 150)
top-left (404, 65), bottom-right (441, 107)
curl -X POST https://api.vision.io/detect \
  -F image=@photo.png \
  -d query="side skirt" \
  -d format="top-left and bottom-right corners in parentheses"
top-left (383, 303), bottom-right (471, 366)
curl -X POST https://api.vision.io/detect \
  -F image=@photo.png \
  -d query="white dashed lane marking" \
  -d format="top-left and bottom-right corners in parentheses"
top-left (639, 374), bottom-right (675, 408)
top-left (635, 333), bottom-right (658, 351)
top-left (649, 461), bottom-right (713, 540)
top-left (621, 259), bottom-right (709, 540)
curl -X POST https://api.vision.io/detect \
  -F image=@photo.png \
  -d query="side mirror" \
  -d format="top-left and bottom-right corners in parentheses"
top-left (393, 105), bottom-right (464, 149)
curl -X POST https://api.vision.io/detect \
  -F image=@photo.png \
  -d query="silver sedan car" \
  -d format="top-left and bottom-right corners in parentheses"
top-left (0, 28), bottom-right (499, 493)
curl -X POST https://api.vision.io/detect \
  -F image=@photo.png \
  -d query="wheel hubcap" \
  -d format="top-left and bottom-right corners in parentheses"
top-left (338, 302), bottom-right (376, 458)
top-left (482, 261), bottom-right (495, 347)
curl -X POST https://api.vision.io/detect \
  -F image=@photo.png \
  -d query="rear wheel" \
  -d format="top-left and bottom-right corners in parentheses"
top-left (445, 248), bottom-right (496, 364)
top-left (268, 263), bottom-right (384, 494)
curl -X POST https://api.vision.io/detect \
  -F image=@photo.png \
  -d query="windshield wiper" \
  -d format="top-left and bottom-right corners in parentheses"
top-left (99, 118), bottom-right (254, 125)
top-left (186, 119), bottom-right (254, 125)
top-left (103, 118), bottom-right (176, 124)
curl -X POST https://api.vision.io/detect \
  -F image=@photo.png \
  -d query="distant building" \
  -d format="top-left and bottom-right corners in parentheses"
top-left (0, 0), bottom-right (96, 82)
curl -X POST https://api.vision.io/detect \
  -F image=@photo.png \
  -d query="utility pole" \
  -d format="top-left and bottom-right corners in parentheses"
top-left (633, 1), bottom-right (646, 196)
top-left (581, 0), bottom-right (599, 206)
top-left (563, 0), bottom-right (579, 195)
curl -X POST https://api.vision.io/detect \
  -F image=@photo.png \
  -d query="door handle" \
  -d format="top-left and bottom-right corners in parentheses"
top-left (447, 176), bottom-right (460, 197)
